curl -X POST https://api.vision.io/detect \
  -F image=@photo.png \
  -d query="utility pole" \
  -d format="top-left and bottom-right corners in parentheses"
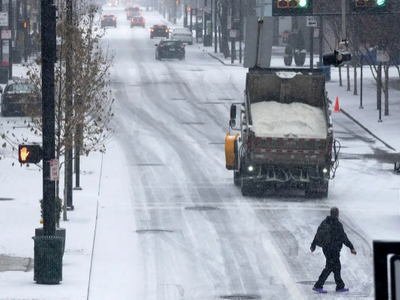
top-left (184, 4), bottom-right (187, 27)
top-left (65, 0), bottom-right (74, 211)
top-left (230, 2), bottom-right (234, 64)
top-left (0, 0), bottom-right (3, 66)
top-left (239, 0), bottom-right (242, 64)
top-left (8, 0), bottom-right (13, 78)
top-left (35, 1), bottom-right (64, 284)
top-left (173, 0), bottom-right (177, 24)
top-left (214, 0), bottom-right (217, 53)
top-left (41, 0), bottom-right (56, 238)
top-left (318, 16), bottom-right (323, 63)
top-left (189, 6), bottom-right (192, 32)
top-left (309, 27), bottom-right (314, 70)
top-left (23, 0), bottom-right (28, 62)
top-left (74, 92), bottom-right (82, 191)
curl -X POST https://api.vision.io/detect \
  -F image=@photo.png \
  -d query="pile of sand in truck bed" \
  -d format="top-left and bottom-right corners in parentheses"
top-left (250, 101), bottom-right (327, 138)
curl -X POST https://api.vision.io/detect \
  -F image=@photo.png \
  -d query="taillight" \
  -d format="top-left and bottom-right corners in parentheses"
top-left (151, 29), bottom-right (154, 32)
top-left (180, 45), bottom-right (184, 50)
top-left (165, 29), bottom-right (168, 33)
top-left (101, 18), bottom-right (104, 20)
top-left (112, 18), bottom-right (116, 21)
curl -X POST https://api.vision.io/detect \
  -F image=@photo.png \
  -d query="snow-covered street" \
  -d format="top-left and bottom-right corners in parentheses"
top-left (0, 3), bottom-right (399, 300)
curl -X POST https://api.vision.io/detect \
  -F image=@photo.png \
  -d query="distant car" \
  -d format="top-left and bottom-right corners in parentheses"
top-left (131, 16), bottom-right (145, 28)
top-left (126, 6), bottom-right (141, 19)
top-left (108, 0), bottom-right (118, 7)
top-left (0, 80), bottom-right (41, 117)
top-left (155, 40), bottom-right (185, 61)
top-left (150, 24), bottom-right (169, 38)
top-left (101, 15), bottom-right (117, 28)
top-left (170, 27), bottom-right (193, 45)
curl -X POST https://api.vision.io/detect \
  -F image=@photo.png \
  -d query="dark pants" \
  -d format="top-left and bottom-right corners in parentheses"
top-left (314, 248), bottom-right (345, 290)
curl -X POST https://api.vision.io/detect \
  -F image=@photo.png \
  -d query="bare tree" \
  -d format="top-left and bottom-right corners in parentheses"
top-left (0, 2), bottom-right (115, 219)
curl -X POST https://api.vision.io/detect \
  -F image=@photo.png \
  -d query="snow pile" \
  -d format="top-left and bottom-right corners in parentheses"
top-left (250, 101), bottom-right (327, 138)
top-left (275, 71), bottom-right (302, 79)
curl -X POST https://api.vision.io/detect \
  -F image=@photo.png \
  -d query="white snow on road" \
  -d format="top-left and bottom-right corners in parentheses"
top-left (251, 101), bottom-right (327, 138)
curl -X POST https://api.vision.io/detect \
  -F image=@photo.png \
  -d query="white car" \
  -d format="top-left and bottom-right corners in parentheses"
top-left (170, 27), bottom-right (193, 45)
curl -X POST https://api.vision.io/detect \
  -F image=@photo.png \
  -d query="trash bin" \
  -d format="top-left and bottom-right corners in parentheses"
top-left (35, 227), bottom-right (66, 255)
top-left (33, 235), bottom-right (64, 284)
top-left (317, 61), bottom-right (331, 81)
top-left (0, 66), bottom-right (8, 84)
top-left (203, 35), bottom-right (212, 47)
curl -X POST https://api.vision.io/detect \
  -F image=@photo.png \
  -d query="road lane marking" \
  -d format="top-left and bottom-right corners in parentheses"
top-left (262, 233), bottom-right (305, 300)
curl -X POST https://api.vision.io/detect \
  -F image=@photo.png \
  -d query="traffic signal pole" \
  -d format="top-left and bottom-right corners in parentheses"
top-left (214, 0), bottom-right (217, 53)
top-left (66, 0), bottom-right (74, 211)
top-left (8, 0), bottom-right (12, 78)
top-left (174, 1), bottom-right (177, 24)
top-left (41, 0), bottom-right (56, 237)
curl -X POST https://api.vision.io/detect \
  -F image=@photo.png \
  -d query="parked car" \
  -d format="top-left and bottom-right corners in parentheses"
top-left (131, 16), bottom-right (145, 28)
top-left (170, 27), bottom-right (193, 45)
top-left (150, 24), bottom-right (169, 38)
top-left (0, 79), bottom-right (41, 117)
top-left (101, 15), bottom-right (117, 28)
top-left (126, 7), bottom-right (141, 19)
top-left (155, 40), bottom-right (185, 61)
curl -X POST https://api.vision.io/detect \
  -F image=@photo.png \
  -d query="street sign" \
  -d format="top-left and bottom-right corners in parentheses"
top-left (377, 50), bottom-right (389, 63)
top-left (1, 29), bottom-right (11, 39)
top-left (0, 13), bottom-right (8, 27)
top-left (50, 159), bottom-right (59, 181)
top-left (306, 16), bottom-right (317, 27)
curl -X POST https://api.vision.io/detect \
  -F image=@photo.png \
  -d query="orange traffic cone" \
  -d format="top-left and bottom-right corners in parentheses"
top-left (334, 96), bottom-right (340, 113)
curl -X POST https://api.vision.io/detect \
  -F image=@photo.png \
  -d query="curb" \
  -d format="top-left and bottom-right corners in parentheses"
top-left (339, 108), bottom-right (396, 151)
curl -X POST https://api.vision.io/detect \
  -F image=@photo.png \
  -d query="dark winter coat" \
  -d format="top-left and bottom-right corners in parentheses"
top-left (311, 216), bottom-right (354, 253)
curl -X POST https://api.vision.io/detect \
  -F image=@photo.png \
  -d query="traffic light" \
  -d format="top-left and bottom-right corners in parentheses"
top-left (176, 0), bottom-right (179, 4)
top-left (323, 50), bottom-right (352, 67)
top-left (188, 7), bottom-right (191, 12)
top-left (351, 0), bottom-right (387, 13)
top-left (18, 144), bottom-right (43, 164)
top-left (273, 0), bottom-right (312, 16)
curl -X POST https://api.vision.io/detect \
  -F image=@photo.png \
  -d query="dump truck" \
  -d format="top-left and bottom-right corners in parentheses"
top-left (225, 68), bottom-right (339, 197)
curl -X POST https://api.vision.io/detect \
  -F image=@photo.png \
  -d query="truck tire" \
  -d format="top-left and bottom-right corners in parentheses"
top-left (233, 141), bottom-right (241, 186)
top-left (305, 182), bottom-right (329, 198)
top-left (241, 179), bottom-right (252, 196)
top-left (233, 171), bottom-right (241, 186)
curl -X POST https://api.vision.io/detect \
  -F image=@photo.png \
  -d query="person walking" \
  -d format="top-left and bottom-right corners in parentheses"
top-left (310, 207), bottom-right (357, 293)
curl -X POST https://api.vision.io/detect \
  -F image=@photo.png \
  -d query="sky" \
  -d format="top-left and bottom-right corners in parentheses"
top-left (0, 3), bottom-right (400, 300)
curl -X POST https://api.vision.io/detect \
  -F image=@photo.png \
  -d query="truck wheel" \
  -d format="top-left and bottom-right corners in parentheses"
top-left (305, 182), bottom-right (329, 198)
top-left (241, 179), bottom-right (252, 196)
top-left (233, 141), bottom-right (240, 186)
top-left (320, 182), bottom-right (329, 198)
top-left (233, 171), bottom-right (241, 186)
